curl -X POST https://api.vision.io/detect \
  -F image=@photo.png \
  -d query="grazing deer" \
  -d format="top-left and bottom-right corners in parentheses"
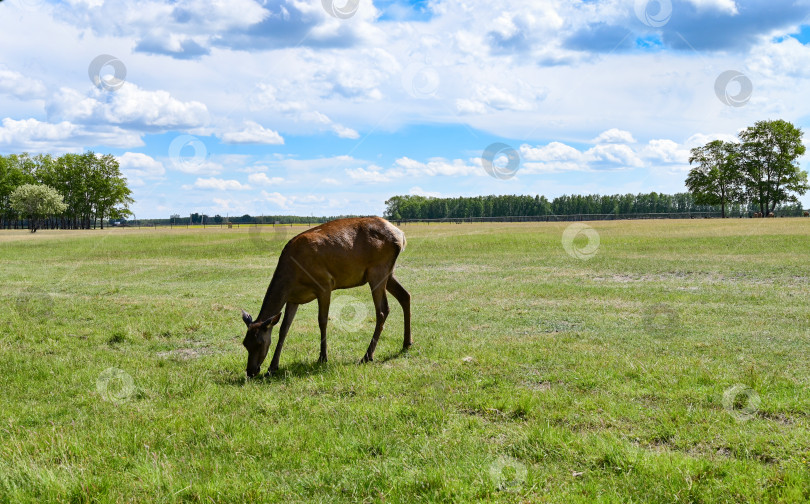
top-left (241, 217), bottom-right (411, 377)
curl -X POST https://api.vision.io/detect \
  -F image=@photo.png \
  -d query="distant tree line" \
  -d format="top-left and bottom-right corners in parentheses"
top-left (383, 192), bottom-right (804, 220)
top-left (686, 119), bottom-right (808, 218)
top-left (0, 152), bottom-right (133, 230)
top-left (126, 214), bottom-right (361, 227)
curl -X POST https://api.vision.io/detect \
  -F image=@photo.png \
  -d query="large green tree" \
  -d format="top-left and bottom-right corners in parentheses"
top-left (37, 151), bottom-right (133, 229)
top-left (89, 153), bottom-right (134, 228)
top-left (0, 155), bottom-right (34, 227)
top-left (739, 119), bottom-right (808, 215)
top-left (9, 184), bottom-right (68, 232)
top-left (1, 152), bottom-right (135, 229)
top-left (686, 140), bottom-right (744, 218)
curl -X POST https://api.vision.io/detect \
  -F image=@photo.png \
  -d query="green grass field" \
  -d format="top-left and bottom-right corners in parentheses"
top-left (1, 219), bottom-right (808, 503)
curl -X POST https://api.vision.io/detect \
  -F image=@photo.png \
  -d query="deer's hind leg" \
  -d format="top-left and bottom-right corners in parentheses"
top-left (317, 291), bottom-right (331, 363)
top-left (385, 275), bottom-right (411, 349)
top-left (360, 269), bottom-right (391, 363)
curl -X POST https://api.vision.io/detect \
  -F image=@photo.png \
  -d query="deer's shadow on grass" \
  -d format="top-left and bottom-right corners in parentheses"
top-left (214, 361), bottom-right (326, 386)
top-left (377, 346), bottom-right (410, 363)
top-left (217, 347), bottom-right (411, 386)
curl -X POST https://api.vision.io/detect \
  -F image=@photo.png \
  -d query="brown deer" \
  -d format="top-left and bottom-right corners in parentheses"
top-left (240, 217), bottom-right (411, 377)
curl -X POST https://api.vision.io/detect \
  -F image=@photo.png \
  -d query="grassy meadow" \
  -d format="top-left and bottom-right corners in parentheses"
top-left (0, 219), bottom-right (808, 502)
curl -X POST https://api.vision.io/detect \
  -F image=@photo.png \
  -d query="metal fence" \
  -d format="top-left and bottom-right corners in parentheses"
top-left (134, 212), bottom-right (730, 228)
top-left (393, 212), bottom-right (733, 224)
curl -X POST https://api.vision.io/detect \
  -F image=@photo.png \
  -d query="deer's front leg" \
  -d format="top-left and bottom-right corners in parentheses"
top-left (268, 303), bottom-right (299, 375)
top-left (317, 292), bottom-right (331, 363)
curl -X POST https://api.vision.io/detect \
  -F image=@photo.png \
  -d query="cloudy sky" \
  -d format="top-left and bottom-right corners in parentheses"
top-left (1, 0), bottom-right (809, 218)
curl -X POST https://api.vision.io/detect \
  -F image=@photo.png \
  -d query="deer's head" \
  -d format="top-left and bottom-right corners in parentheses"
top-left (241, 309), bottom-right (281, 377)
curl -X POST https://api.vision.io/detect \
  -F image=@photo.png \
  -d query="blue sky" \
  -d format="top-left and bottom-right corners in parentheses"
top-left (1, 0), bottom-right (809, 218)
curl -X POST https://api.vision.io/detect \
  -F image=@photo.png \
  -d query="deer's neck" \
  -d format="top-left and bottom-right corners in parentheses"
top-left (256, 266), bottom-right (290, 322)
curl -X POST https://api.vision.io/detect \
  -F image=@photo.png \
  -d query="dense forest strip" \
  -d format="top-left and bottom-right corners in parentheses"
top-left (0, 152), bottom-right (132, 229)
top-left (382, 193), bottom-right (805, 220)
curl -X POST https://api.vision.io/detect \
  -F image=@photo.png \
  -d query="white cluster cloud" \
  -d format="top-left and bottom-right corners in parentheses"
top-left (748, 37), bottom-right (810, 80)
top-left (0, 79), bottom-right (210, 152)
top-left (260, 191), bottom-right (326, 210)
top-left (251, 83), bottom-right (359, 139)
top-left (118, 152), bottom-right (165, 187)
top-left (0, 70), bottom-right (47, 100)
top-left (185, 177), bottom-right (251, 191)
top-left (219, 121), bottom-right (284, 145)
top-left (0, 117), bottom-right (142, 152)
top-left (48, 84), bottom-right (209, 130)
top-left (456, 83), bottom-right (543, 115)
top-left (247, 172), bottom-right (284, 185)
top-left (0, 118), bottom-right (75, 145)
top-left (346, 156), bottom-right (481, 182)
top-left (593, 128), bottom-right (636, 144)
top-left (686, 0), bottom-right (739, 15)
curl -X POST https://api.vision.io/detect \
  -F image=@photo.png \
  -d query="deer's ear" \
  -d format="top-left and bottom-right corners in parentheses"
top-left (260, 312), bottom-right (282, 329)
top-left (241, 309), bottom-right (253, 327)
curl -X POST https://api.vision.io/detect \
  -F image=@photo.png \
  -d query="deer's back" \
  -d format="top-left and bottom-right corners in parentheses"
top-left (279, 217), bottom-right (405, 290)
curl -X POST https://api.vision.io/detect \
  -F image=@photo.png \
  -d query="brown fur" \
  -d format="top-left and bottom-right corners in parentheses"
top-left (241, 217), bottom-right (411, 377)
